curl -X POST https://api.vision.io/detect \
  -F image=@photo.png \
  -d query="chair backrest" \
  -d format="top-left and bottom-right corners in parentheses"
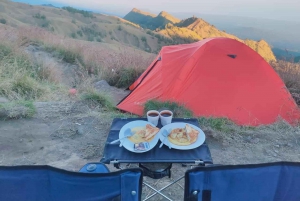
top-left (184, 162), bottom-right (300, 201)
top-left (0, 165), bottom-right (143, 201)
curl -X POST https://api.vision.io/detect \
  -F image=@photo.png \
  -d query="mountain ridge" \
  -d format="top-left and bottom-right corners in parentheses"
top-left (124, 8), bottom-right (276, 62)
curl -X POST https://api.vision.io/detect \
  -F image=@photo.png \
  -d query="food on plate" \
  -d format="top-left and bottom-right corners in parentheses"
top-left (128, 124), bottom-right (160, 143)
top-left (168, 124), bottom-right (199, 146)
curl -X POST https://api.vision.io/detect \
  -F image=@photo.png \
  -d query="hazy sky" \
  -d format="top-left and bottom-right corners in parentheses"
top-left (13, 0), bottom-right (300, 21)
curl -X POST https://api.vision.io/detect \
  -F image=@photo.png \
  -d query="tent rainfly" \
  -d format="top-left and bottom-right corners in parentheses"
top-left (117, 37), bottom-right (300, 126)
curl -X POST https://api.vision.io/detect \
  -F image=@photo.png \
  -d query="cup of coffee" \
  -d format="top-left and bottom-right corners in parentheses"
top-left (159, 110), bottom-right (173, 126)
top-left (147, 110), bottom-right (160, 126)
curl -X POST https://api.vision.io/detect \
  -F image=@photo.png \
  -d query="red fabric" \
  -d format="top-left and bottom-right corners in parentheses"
top-left (118, 38), bottom-right (300, 126)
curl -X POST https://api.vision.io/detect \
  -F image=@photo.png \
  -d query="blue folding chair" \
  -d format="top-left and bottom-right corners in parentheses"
top-left (0, 163), bottom-right (143, 201)
top-left (184, 162), bottom-right (300, 201)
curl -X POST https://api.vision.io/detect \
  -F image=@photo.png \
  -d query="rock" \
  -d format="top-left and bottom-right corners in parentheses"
top-left (273, 153), bottom-right (278, 157)
top-left (252, 138), bottom-right (260, 144)
top-left (94, 80), bottom-right (111, 91)
top-left (0, 97), bottom-right (9, 103)
top-left (274, 144), bottom-right (280, 148)
top-left (244, 136), bottom-right (252, 143)
top-left (287, 143), bottom-right (293, 148)
top-left (274, 150), bottom-right (279, 154)
top-left (76, 125), bottom-right (85, 135)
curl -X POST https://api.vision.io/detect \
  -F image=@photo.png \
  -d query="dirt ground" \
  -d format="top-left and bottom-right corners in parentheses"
top-left (1, 99), bottom-right (300, 200)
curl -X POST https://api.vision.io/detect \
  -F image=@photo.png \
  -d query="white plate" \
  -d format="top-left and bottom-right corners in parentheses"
top-left (159, 123), bottom-right (206, 150)
top-left (119, 120), bottom-right (160, 153)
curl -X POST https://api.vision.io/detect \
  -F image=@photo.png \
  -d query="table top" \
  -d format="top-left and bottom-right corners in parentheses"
top-left (100, 118), bottom-right (213, 164)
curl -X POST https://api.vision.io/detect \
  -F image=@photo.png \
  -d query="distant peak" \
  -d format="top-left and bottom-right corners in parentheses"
top-left (158, 11), bottom-right (170, 16)
top-left (129, 8), bottom-right (156, 17)
top-left (131, 8), bottom-right (140, 12)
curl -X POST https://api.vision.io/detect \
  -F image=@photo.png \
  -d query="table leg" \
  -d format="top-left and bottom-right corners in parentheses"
top-left (143, 182), bottom-right (173, 201)
top-left (143, 175), bottom-right (185, 201)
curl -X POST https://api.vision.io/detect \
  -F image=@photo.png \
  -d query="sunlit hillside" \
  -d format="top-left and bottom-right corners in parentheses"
top-left (124, 9), bottom-right (276, 62)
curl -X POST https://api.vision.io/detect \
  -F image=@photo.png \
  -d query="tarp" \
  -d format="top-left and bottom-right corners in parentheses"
top-left (117, 37), bottom-right (300, 126)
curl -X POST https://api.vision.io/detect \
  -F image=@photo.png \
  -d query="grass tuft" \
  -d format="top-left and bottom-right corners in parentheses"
top-left (81, 89), bottom-right (114, 110)
top-left (105, 67), bottom-right (144, 88)
top-left (144, 100), bottom-right (193, 118)
top-left (0, 101), bottom-right (36, 119)
top-left (198, 117), bottom-right (234, 132)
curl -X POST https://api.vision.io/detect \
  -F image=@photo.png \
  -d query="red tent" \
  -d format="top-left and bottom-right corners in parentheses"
top-left (117, 38), bottom-right (300, 125)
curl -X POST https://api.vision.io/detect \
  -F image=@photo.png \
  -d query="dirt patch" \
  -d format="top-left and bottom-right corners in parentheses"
top-left (0, 101), bottom-right (112, 171)
top-left (1, 101), bottom-right (300, 200)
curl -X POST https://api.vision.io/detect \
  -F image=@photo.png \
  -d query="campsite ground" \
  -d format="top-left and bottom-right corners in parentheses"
top-left (1, 96), bottom-right (300, 200)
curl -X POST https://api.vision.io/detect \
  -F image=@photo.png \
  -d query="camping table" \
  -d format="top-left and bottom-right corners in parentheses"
top-left (100, 118), bottom-right (213, 201)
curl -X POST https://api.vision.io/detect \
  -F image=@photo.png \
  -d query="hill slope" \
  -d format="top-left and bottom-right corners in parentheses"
top-left (124, 8), bottom-right (180, 30)
top-left (0, 1), bottom-right (166, 53)
top-left (124, 9), bottom-right (276, 62)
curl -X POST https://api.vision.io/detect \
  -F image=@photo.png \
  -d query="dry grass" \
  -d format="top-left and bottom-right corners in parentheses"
top-left (0, 30), bottom-right (66, 101)
top-left (0, 25), bottom-right (154, 88)
top-left (271, 60), bottom-right (300, 105)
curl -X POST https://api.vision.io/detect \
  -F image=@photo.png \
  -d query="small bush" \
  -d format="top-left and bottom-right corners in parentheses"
top-left (0, 100), bottom-right (36, 119)
top-left (105, 67), bottom-right (144, 88)
top-left (71, 32), bottom-right (76, 38)
top-left (0, 18), bottom-right (7, 24)
top-left (144, 100), bottom-right (193, 118)
top-left (118, 25), bottom-right (122, 31)
top-left (141, 36), bottom-right (147, 42)
top-left (12, 75), bottom-right (44, 100)
top-left (33, 13), bottom-right (46, 19)
top-left (41, 21), bottom-right (50, 28)
top-left (62, 6), bottom-right (94, 18)
top-left (81, 89), bottom-right (114, 110)
top-left (77, 30), bottom-right (83, 37)
top-left (198, 117), bottom-right (234, 132)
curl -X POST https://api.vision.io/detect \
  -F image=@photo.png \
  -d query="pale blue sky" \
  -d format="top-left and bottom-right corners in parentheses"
top-left (13, 0), bottom-right (300, 21)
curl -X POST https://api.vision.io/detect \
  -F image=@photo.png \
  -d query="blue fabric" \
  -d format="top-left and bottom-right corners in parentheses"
top-left (185, 162), bottom-right (300, 201)
top-left (0, 165), bottom-right (142, 201)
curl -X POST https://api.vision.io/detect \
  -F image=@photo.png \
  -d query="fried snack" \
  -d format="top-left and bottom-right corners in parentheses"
top-left (168, 124), bottom-right (199, 146)
top-left (128, 124), bottom-right (159, 143)
top-left (185, 124), bottom-right (199, 144)
top-left (145, 124), bottom-right (160, 140)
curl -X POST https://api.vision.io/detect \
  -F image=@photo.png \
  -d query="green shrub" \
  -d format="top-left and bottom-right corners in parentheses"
top-left (198, 117), bottom-right (233, 131)
top-left (11, 75), bottom-right (44, 100)
top-left (141, 36), bottom-right (147, 42)
top-left (33, 13), bottom-right (46, 19)
top-left (62, 6), bottom-right (94, 18)
top-left (81, 89), bottom-right (114, 110)
top-left (0, 18), bottom-right (7, 24)
top-left (71, 32), bottom-right (76, 38)
top-left (105, 68), bottom-right (144, 88)
top-left (77, 30), bottom-right (83, 37)
top-left (0, 101), bottom-right (36, 118)
top-left (144, 100), bottom-right (193, 118)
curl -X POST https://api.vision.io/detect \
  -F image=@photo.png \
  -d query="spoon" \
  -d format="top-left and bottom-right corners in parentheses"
top-left (159, 129), bottom-right (172, 149)
top-left (110, 128), bottom-right (133, 147)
